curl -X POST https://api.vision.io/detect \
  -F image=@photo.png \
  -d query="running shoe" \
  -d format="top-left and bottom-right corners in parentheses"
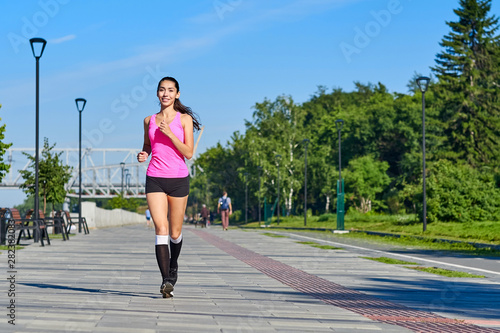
top-left (160, 279), bottom-right (174, 298)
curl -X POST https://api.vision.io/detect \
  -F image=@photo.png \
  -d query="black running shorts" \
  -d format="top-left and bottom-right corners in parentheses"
top-left (145, 175), bottom-right (190, 197)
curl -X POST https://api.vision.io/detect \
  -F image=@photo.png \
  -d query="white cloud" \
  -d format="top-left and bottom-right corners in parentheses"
top-left (1, 0), bottom-right (363, 111)
top-left (49, 34), bottom-right (76, 44)
top-left (0, 33), bottom-right (219, 111)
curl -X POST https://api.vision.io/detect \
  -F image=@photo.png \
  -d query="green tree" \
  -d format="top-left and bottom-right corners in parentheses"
top-left (432, 0), bottom-right (500, 167)
top-left (244, 95), bottom-right (306, 216)
top-left (426, 160), bottom-right (500, 222)
top-left (302, 87), bottom-right (343, 213)
top-left (192, 135), bottom-right (248, 220)
top-left (343, 155), bottom-right (391, 213)
top-left (0, 104), bottom-right (13, 182)
top-left (107, 193), bottom-right (140, 212)
top-left (19, 138), bottom-right (73, 214)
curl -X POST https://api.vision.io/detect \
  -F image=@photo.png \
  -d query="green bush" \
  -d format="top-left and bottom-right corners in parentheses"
top-left (318, 213), bottom-right (336, 222)
top-left (231, 210), bottom-right (242, 222)
top-left (426, 160), bottom-right (500, 222)
top-left (107, 194), bottom-right (140, 212)
top-left (344, 155), bottom-right (391, 213)
top-left (384, 189), bottom-right (404, 214)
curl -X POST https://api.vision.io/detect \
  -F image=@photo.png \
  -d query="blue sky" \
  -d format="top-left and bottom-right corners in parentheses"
top-left (1, 0), bottom-right (499, 206)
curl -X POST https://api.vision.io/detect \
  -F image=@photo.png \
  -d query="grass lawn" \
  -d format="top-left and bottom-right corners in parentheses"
top-left (261, 232), bottom-right (288, 238)
top-left (405, 266), bottom-right (485, 278)
top-left (360, 256), bottom-right (485, 278)
top-left (244, 214), bottom-right (500, 245)
top-left (241, 214), bottom-right (500, 256)
top-left (360, 256), bottom-right (418, 265)
top-left (0, 244), bottom-right (24, 255)
top-left (296, 241), bottom-right (343, 250)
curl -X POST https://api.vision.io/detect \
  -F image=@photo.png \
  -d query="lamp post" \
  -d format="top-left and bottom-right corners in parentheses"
top-left (120, 162), bottom-right (125, 195)
top-left (335, 119), bottom-right (345, 231)
top-left (75, 98), bottom-right (86, 233)
top-left (257, 166), bottom-right (262, 224)
top-left (126, 171), bottom-right (131, 194)
top-left (335, 120), bottom-right (344, 181)
top-left (302, 139), bottom-right (310, 226)
top-left (124, 169), bottom-right (129, 195)
top-left (244, 172), bottom-right (248, 224)
top-left (416, 76), bottom-right (430, 232)
top-left (275, 154), bottom-right (282, 224)
top-left (29, 38), bottom-right (47, 222)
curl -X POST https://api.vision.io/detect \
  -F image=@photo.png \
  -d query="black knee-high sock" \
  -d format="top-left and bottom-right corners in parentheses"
top-left (155, 244), bottom-right (170, 279)
top-left (169, 239), bottom-right (182, 269)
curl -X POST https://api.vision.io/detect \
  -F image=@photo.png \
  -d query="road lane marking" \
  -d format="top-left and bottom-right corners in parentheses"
top-left (281, 232), bottom-right (500, 276)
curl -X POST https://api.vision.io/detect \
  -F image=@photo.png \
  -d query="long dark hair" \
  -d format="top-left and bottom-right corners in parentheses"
top-left (157, 76), bottom-right (201, 130)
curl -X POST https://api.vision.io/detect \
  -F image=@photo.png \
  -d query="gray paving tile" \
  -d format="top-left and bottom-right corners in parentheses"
top-left (2, 224), bottom-right (497, 332)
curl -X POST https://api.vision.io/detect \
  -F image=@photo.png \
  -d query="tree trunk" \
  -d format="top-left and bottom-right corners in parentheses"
top-left (360, 197), bottom-right (372, 214)
top-left (286, 188), bottom-right (294, 216)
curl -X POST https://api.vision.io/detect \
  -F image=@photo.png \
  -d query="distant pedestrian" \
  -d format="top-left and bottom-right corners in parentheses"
top-left (217, 191), bottom-right (232, 230)
top-left (200, 204), bottom-right (210, 227)
top-left (137, 76), bottom-right (201, 298)
top-left (209, 211), bottom-right (214, 225)
top-left (62, 198), bottom-right (70, 213)
top-left (145, 208), bottom-right (152, 228)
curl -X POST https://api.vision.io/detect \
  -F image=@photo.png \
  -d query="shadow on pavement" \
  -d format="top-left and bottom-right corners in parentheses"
top-left (358, 277), bottom-right (500, 319)
top-left (20, 282), bottom-right (158, 299)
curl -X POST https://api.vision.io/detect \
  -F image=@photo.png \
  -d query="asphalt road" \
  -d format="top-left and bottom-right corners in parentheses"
top-left (272, 230), bottom-right (500, 278)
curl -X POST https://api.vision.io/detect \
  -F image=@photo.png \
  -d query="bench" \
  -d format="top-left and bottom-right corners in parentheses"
top-left (27, 209), bottom-right (69, 241)
top-left (63, 211), bottom-right (89, 234)
top-left (6, 208), bottom-right (50, 246)
top-left (195, 218), bottom-right (207, 228)
top-left (0, 208), bottom-right (10, 245)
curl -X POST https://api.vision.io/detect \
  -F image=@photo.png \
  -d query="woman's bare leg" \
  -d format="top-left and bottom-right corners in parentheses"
top-left (168, 195), bottom-right (187, 239)
top-left (147, 192), bottom-right (169, 236)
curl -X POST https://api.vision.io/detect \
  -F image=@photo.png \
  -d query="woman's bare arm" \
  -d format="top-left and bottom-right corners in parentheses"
top-left (137, 116), bottom-right (151, 162)
top-left (158, 113), bottom-right (194, 159)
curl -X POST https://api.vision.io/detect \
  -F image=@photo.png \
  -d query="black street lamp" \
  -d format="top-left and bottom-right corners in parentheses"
top-left (120, 162), bottom-right (125, 195)
top-left (302, 139), bottom-right (310, 226)
top-left (335, 119), bottom-right (345, 231)
top-left (275, 154), bottom-right (282, 224)
top-left (124, 169), bottom-right (129, 195)
top-left (416, 76), bottom-right (430, 232)
top-left (244, 172), bottom-right (248, 224)
top-left (257, 166), bottom-right (262, 224)
top-left (126, 171), bottom-right (131, 194)
top-left (29, 37), bottom-right (47, 222)
top-left (75, 98), bottom-right (86, 233)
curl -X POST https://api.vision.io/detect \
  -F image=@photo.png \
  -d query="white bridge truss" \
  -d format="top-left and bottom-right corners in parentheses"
top-left (1, 148), bottom-right (197, 198)
top-left (1, 128), bottom-right (203, 199)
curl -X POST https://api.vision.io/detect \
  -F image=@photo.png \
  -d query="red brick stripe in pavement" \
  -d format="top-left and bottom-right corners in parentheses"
top-left (191, 229), bottom-right (499, 333)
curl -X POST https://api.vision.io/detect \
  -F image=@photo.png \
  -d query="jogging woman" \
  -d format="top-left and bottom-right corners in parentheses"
top-left (137, 77), bottom-right (200, 298)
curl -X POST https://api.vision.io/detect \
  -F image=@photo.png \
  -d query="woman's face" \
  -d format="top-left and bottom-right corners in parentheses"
top-left (157, 80), bottom-right (180, 108)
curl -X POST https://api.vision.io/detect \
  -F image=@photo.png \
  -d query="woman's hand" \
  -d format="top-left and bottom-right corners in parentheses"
top-left (137, 151), bottom-right (149, 163)
top-left (159, 119), bottom-right (173, 138)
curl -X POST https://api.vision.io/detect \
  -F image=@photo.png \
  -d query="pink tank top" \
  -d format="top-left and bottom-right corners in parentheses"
top-left (147, 112), bottom-right (189, 178)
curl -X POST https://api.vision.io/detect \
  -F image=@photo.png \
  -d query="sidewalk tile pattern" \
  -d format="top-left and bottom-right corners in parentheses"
top-left (193, 229), bottom-right (499, 333)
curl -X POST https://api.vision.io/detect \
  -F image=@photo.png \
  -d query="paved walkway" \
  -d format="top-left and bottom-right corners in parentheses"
top-left (1, 224), bottom-right (499, 332)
